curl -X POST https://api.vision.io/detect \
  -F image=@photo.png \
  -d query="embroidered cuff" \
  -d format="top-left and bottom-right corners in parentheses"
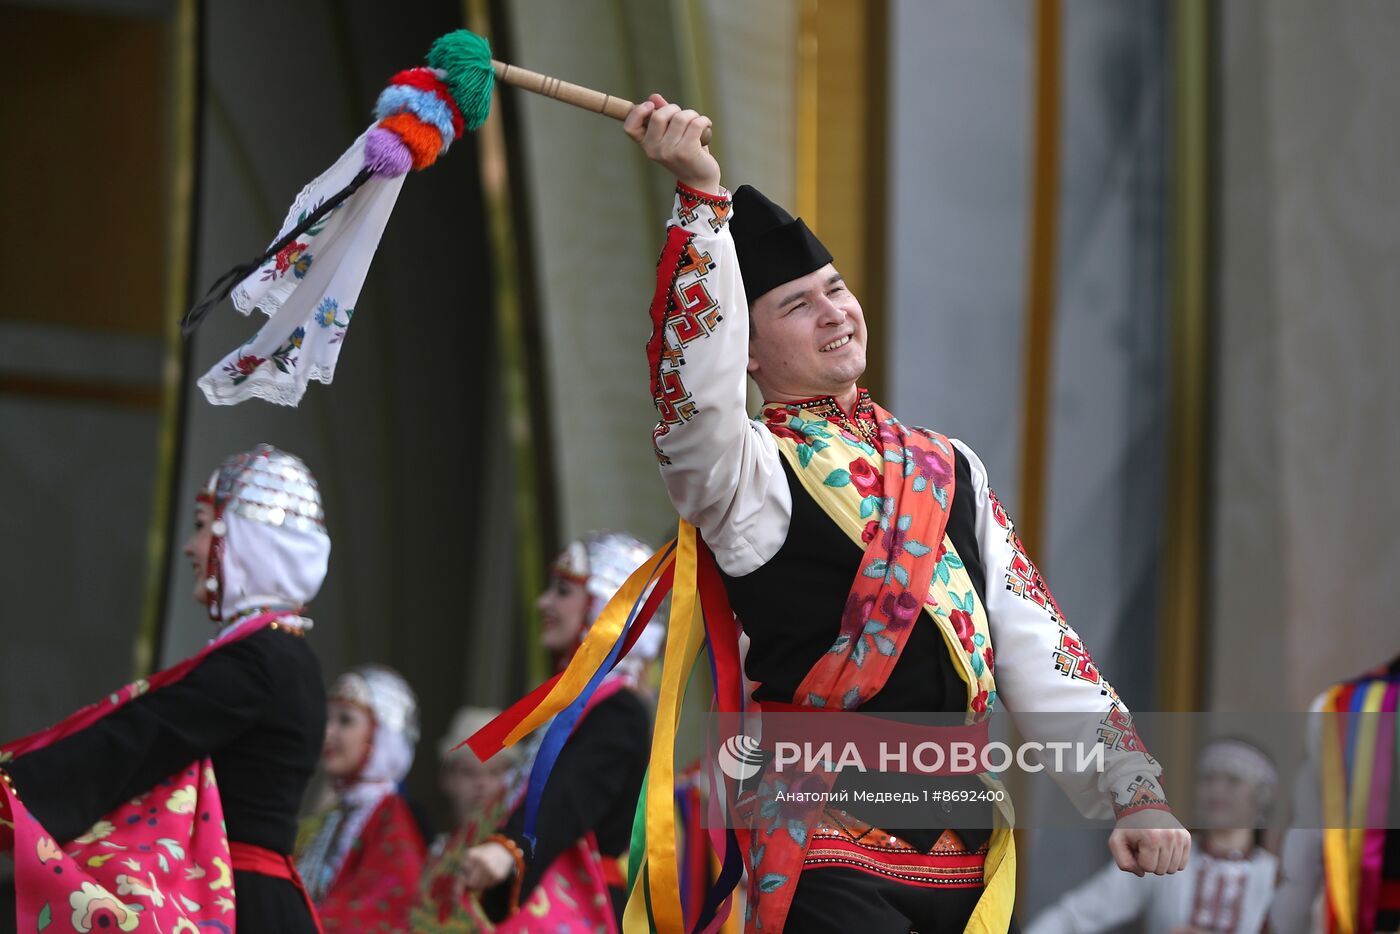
top-left (674, 181), bottom-right (732, 233)
top-left (1110, 773), bottom-right (1172, 820)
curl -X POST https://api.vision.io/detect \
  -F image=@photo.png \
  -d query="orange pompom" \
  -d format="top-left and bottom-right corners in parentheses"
top-left (377, 113), bottom-right (443, 170)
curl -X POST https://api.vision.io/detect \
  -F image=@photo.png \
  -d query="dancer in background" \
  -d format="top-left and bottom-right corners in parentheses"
top-left (0, 443), bottom-right (330, 932)
top-left (297, 664), bottom-right (427, 930)
top-left (436, 706), bottom-right (516, 852)
top-left (409, 707), bottom-right (518, 933)
top-left (1271, 655), bottom-right (1400, 934)
top-left (1028, 739), bottom-right (1279, 934)
top-left (457, 532), bottom-right (661, 931)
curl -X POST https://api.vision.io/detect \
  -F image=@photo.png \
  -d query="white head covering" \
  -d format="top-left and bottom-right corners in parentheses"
top-left (1198, 738), bottom-right (1279, 811)
top-left (331, 664), bottom-right (420, 788)
top-left (552, 531), bottom-right (666, 665)
top-left (199, 443), bottom-right (330, 629)
top-left (298, 665), bottom-right (421, 898)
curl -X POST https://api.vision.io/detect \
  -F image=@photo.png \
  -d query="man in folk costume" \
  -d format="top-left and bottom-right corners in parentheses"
top-left (616, 94), bottom-right (1191, 932)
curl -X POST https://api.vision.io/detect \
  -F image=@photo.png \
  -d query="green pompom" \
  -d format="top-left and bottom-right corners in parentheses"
top-left (427, 29), bottom-right (495, 131)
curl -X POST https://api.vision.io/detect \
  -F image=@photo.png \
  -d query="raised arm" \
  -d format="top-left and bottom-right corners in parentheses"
top-left (623, 94), bottom-right (790, 575)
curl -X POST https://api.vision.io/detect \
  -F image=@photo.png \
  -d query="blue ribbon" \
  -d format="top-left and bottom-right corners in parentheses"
top-left (520, 542), bottom-right (675, 848)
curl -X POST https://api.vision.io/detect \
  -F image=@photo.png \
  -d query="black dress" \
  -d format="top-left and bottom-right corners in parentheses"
top-left (481, 687), bottom-right (652, 924)
top-left (4, 625), bottom-right (326, 932)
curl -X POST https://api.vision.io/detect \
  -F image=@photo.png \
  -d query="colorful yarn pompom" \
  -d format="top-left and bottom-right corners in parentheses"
top-left (359, 42), bottom-right (485, 178)
top-left (389, 67), bottom-right (465, 140)
top-left (375, 85), bottom-right (458, 152)
top-left (376, 113), bottom-right (443, 170)
top-left (425, 30), bottom-right (495, 131)
top-left (364, 127), bottom-right (414, 178)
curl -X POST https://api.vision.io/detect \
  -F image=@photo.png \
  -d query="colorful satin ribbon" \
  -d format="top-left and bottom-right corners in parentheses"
top-left (519, 542), bottom-right (677, 847)
top-left (468, 522), bottom-right (750, 933)
top-left (1321, 672), bottom-right (1400, 934)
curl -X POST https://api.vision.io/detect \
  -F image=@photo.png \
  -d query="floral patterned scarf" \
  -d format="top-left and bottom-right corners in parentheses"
top-left (735, 394), bottom-right (1014, 934)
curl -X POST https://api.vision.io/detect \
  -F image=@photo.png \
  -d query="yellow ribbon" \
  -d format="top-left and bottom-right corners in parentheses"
top-left (641, 521), bottom-right (707, 933)
top-left (966, 825), bottom-right (1016, 933)
top-left (622, 863), bottom-right (652, 933)
top-left (1322, 683), bottom-right (1353, 933)
top-left (502, 545), bottom-right (677, 747)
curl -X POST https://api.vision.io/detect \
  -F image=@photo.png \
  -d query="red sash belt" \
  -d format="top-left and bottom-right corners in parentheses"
top-left (229, 841), bottom-right (325, 933)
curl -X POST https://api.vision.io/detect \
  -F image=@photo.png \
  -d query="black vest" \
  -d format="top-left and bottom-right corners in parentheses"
top-left (720, 448), bottom-right (988, 713)
top-left (718, 447), bottom-right (994, 848)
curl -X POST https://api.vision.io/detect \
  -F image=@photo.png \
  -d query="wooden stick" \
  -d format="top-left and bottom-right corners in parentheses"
top-left (492, 60), bottom-right (713, 145)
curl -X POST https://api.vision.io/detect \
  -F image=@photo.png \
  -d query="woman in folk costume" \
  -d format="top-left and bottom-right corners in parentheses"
top-left (454, 532), bottom-right (660, 931)
top-left (436, 707), bottom-right (518, 852)
top-left (0, 443), bottom-right (329, 932)
top-left (1028, 738), bottom-right (1280, 934)
top-left (296, 664), bottom-right (427, 929)
top-left (409, 707), bottom-right (518, 931)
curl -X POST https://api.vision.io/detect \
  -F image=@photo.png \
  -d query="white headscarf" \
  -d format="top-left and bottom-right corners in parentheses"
top-left (332, 665), bottom-right (420, 789)
top-left (299, 665), bottom-right (420, 901)
top-left (199, 444), bottom-right (330, 633)
top-left (1197, 738), bottom-right (1279, 811)
top-left (553, 530), bottom-right (667, 666)
top-left (218, 512), bottom-right (329, 623)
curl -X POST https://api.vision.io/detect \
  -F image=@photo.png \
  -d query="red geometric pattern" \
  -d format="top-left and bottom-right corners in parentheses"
top-left (988, 487), bottom-right (1011, 531)
top-left (1098, 704), bottom-right (1144, 752)
top-left (675, 182), bottom-right (732, 232)
top-left (1053, 631), bottom-right (1101, 684)
top-left (654, 369), bottom-right (698, 427)
top-left (676, 241), bottom-right (714, 278)
top-left (1004, 536), bottom-right (1065, 627)
top-left (987, 490), bottom-right (1066, 620)
top-left (647, 226), bottom-right (694, 468)
top-left (1114, 771), bottom-right (1171, 819)
top-left (647, 187), bottom-right (734, 466)
top-left (659, 341), bottom-right (686, 368)
top-left (670, 278), bottom-right (721, 345)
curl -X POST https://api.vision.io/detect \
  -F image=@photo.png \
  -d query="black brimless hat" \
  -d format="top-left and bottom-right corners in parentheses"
top-left (731, 185), bottom-right (833, 303)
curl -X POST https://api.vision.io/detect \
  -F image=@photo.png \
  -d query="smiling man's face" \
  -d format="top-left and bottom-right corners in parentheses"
top-left (747, 264), bottom-right (867, 403)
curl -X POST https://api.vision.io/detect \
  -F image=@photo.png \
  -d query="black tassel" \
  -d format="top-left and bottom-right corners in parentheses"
top-left (182, 167), bottom-right (375, 336)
